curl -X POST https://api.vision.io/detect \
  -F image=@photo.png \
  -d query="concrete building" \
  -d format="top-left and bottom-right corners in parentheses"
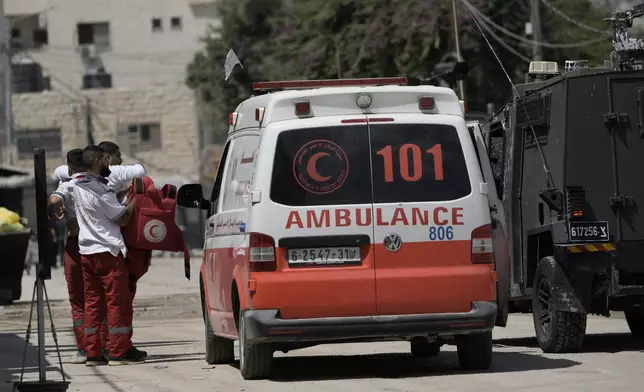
top-left (11, 83), bottom-right (200, 180)
top-left (1, 0), bottom-right (219, 180)
top-left (5, 0), bottom-right (219, 89)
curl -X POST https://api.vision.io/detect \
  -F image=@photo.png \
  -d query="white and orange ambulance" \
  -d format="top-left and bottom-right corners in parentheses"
top-left (177, 77), bottom-right (507, 379)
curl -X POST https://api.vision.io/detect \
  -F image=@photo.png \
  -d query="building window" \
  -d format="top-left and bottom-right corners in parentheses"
top-left (33, 29), bottom-right (49, 47)
top-left (171, 17), bottom-right (182, 30)
top-left (16, 129), bottom-right (62, 160)
top-left (151, 18), bottom-right (162, 32)
top-left (11, 28), bottom-right (20, 39)
top-left (120, 123), bottom-right (162, 152)
top-left (77, 22), bottom-right (110, 49)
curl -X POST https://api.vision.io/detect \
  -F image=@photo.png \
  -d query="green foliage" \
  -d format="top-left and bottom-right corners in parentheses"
top-left (540, 0), bottom-right (612, 67)
top-left (186, 0), bottom-right (616, 142)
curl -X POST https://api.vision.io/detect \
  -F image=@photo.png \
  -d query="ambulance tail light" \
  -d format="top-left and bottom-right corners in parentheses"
top-left (418, 96), bottom-right (435, 110)
top-left (471, 224), bottom-right (494, 264)
top-left (229, 112), bottom-right (238, 126)
top-left (249, 232), bottom-right (277, 272)
top-left (294, 101), bottom-right (311, 116)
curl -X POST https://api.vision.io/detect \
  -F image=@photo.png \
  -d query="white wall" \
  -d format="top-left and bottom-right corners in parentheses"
top-left (7, 0), bottom-right (219, 89)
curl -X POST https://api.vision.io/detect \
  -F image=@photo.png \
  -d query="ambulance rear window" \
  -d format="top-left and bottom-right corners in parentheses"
top-left (370, 123), bottom-right (471, 203)
top-left (270, 125), bottom-right (372, 206)
top-left (270, 123), bottom-right (471, 206)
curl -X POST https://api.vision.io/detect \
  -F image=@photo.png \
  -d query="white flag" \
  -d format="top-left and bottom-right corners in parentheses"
top-left (224, 49), bottom-right (243, 81)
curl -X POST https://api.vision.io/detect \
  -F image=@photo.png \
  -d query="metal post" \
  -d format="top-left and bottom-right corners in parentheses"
top-left (451, 0), bottom-right (465, 101)
top-left (531, 0), bottom-right (543, 61)
top-left (0, 0), bottom-right (9, 165)
top-left (34, 148), bottom-right (52, 383)
top-left (85, 97), bottom-right (94, 145)
top-left (36, 270), bottom-right (46, 382)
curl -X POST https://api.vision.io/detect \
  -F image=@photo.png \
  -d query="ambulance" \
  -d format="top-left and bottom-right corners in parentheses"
top-left (177, 77), bottom-right (507, 379)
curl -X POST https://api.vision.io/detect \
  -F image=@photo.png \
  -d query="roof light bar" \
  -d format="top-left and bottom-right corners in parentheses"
top-left (253, 77), bottom-right (407, 91)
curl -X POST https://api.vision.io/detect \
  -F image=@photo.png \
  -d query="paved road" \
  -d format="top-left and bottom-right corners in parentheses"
top-left (2, 258), bottom-right (643, 392)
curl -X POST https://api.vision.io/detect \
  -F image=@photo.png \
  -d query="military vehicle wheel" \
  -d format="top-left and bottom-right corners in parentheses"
top-left (238, 311), bottom-right (273, 380)
top-left (625, 310), bottom-right (644, 337)
top-left (203, 294), bottom-right (234, 365)
top-left (410, 339), bottom-right (440, 358)
top-left (456, 331), bottom-right (493, 370)
top-left (532, 257), bottom-right (587, 353)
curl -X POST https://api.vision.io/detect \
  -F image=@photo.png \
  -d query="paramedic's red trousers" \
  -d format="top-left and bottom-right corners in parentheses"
top-left (125, 249), bottom-right (152, 340)
top-left (63, 237), bottom-right (107, 350)
top-left (81, 251), bottom-right (133, 358)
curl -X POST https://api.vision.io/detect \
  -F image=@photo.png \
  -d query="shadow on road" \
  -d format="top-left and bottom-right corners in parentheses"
top-left (0, 333), bottom-right (69, 392)
top-left (494, 333), bottom-right (644, 353)
top-left (229, 350), bottom-right (579, 382)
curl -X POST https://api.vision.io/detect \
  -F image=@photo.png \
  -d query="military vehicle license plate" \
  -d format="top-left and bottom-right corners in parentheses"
top-left (287, 247), bottom-right (361, 267)
top-left (568, 221), bottom-right (609, 242)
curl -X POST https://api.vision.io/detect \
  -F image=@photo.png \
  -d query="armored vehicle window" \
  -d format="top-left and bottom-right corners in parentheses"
top-left (369, 123), bottom-right (472, 203)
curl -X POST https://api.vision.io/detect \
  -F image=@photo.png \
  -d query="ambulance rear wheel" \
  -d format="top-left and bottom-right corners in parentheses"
top-left (239, 311), bottom-right (273, 380)
top-left (625, 310), bottom-right (644, 337)
top-left (456, 331), bottom-right (493, 370)
top-left (203, 297), bottom-right (234, 364)
top-left (532, 257), bottom-right (587, 353)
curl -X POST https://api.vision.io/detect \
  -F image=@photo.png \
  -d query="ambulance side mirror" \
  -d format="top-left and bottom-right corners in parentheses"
top-left (177, 184), bottom-right (210, 210)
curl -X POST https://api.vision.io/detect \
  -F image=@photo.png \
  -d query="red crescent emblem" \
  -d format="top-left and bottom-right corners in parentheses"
top-left (306, 152), bottom-right (331, 182)
top-left (292, 139), bottom-right (349, 195)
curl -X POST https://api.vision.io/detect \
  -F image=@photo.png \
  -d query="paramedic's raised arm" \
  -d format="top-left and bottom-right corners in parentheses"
top-left (52, 165), bottom-right (71, 182)
top-left (48, 185), bottom-right (68, 220)
top-left (110, 164), bottom-right (146, 186)
top-left (99, 191), bottom-right (135, 227)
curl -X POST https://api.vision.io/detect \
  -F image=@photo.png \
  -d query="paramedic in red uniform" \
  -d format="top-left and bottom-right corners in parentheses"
top-left (48, 149), bottom-right (108, 364)
top-left (53, 141), bottom-right (148, 344)
top-left (73, 145), bottom-right (146, 366)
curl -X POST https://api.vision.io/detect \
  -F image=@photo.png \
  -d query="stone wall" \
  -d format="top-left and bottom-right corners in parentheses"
top-left (10, 83), bottom-right (199, 180)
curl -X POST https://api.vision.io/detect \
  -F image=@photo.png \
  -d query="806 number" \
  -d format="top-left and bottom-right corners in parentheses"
top-left (429, 226), bottom-right (454, 241)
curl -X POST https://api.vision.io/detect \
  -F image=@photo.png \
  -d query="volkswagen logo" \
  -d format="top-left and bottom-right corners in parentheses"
top-left (383, 233), bottom-right (402, 252)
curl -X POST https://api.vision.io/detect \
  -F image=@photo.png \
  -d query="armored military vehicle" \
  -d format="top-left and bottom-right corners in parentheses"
top-left (477, 4), bottom-right (644, 353)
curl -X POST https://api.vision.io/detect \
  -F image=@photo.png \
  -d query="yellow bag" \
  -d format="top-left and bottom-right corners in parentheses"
top-left (0, 222), bottom-right (25, 233)
top-left (0, 207), bottom-right (20, 225)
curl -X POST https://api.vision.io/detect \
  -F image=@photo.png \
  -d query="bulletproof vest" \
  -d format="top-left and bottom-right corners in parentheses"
top-left (122, 176), bottom-right (190, 279)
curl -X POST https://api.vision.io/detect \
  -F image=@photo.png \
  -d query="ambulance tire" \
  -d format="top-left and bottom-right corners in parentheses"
top-left (625, 310), bottom-right (644, 337)
top-left (203, 298), bottom-right (234, 365)
top-left (532, 257), bottom-right (587, 353)
top-left (456, 331), bottom-right (493, 370)
top-left (238, 311), bottom-right (273, 380)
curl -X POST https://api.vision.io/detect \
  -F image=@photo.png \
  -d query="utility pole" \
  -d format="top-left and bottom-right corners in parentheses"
top-left (0, 1), bottom-right (13, 165)
top-left (530, 0), bottom-right (543, 61)
top-left (451, 0), bottom-right (465, 101)
top-left (85, 97), bottom-right (95, 145)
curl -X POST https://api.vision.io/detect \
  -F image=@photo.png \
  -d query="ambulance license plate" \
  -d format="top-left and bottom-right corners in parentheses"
top-left (568, 221), bottom-right (609, 242)
top-left (287, 247), bottom-right (361, 267)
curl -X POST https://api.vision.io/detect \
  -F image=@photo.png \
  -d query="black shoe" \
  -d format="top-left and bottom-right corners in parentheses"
top-left (85, 356), bottom-right (108, 366)
top-left (108, 347), bottom-right (146, 366)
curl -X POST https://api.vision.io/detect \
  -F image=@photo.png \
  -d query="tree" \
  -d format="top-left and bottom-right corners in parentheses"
top-left (186, 0), bottom-right (285, 144)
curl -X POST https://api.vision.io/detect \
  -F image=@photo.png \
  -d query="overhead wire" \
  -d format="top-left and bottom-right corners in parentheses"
top-left (540, 0), bottom-right (609, 34)
top-left (466, 10), bottom-right (533, 63)
top-left (460, 0), bottom-right (608, 48)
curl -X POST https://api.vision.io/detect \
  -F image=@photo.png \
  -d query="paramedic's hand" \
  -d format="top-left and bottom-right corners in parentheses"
top-left (53, 205), bottom-right (67, 221)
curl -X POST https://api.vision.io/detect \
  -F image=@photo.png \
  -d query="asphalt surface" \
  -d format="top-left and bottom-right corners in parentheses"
top-left (2, 257), bottom-right (643, 392)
